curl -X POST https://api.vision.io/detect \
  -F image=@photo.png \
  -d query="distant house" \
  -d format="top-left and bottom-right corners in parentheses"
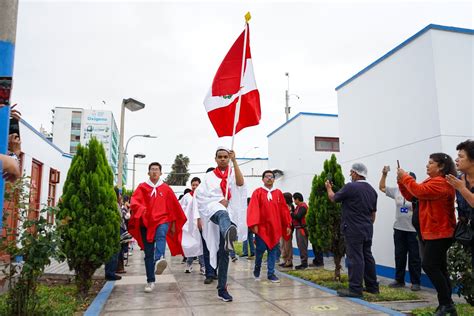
top-left (2, 119), bottom-right (72, 260)
top-left (267, 112), bottom-right (340, 201)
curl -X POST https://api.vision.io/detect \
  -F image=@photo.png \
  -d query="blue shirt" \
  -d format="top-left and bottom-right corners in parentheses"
top-left (334, 180), bottom-right (378, 238)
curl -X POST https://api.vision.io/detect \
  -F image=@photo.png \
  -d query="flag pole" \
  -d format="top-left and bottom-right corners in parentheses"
top-left (226, 12), bottom-right (251, 200)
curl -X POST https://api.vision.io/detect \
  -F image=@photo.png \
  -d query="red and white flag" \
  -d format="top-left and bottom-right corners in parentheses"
top-left (203, 25), bottom-right (261, 137)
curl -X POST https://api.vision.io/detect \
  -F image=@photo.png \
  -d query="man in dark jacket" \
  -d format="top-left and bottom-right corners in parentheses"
top-left (325, 162), bottom-right (379, 298)
top-left (292, 192), bottom-right (308, 270)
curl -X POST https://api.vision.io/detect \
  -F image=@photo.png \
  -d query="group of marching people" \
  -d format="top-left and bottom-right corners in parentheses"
top-left (126, 139), bottom-right (474, 314)
top-left (127, 146), bottom-right (294, 302)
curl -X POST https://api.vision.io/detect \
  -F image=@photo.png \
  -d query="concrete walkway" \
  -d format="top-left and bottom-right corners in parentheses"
top-left (97, 248), bottom-right (398, 315)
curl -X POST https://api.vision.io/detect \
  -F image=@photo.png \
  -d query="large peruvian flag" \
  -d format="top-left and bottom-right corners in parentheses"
top-left (203, 25), bottom-right (261, 137)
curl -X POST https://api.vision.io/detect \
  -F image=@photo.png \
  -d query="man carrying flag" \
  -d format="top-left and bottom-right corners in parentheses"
top-left (195, 147), bottom-right (247, 302)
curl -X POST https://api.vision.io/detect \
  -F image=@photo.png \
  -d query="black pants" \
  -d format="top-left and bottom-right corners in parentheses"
top-left (345, 236), bottom-right (379, 294)
top-left (422, 238), bottom-right (453, 306)
top-left (394, 229), bottom-right (421, 284)
top-left (312, 243), bottom-right (324, 266)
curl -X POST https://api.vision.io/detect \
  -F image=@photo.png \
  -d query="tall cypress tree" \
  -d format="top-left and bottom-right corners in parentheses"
top-left (307, 154), bottom-right (345, 280)
top-left (165, 154), bottom-right (190, 185)
top-left (57, 138), bottom-right (120, 298)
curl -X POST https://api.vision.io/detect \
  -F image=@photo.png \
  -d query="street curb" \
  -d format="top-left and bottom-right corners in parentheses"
top-left (84, 280), bottom-right (115, 316)
top-left (276, 270), bottom-right (405, 316)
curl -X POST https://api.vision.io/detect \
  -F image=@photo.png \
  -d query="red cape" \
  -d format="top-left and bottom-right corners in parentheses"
top-left (247, 188), bottom-right (291, 249)
top-left (129, 182), bottom-right (187, 256)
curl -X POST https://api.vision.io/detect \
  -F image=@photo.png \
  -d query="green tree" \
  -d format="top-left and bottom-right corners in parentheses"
top-left (165, 154), bottom-right (190, 185)
top-left (57, 138), bottom-right (120, 298)
top-left (307, 154), bottom-right (346, 280)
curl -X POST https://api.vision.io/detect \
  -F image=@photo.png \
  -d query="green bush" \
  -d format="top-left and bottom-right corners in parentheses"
top-left (0, 176), bottom-right (62, 315)
top-left (57, 138), bottom-right (120, 298)
top-left (448, 241), bottom-right (474, 305)
top-left (306, 154), bottom-right (345, 280)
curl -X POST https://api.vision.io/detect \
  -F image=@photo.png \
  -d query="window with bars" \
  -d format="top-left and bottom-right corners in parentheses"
top-left (315, 137), bottom-right (340, 152)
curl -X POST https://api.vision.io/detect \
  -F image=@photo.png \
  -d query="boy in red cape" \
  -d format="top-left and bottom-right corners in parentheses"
top-left (129, 162), bottom-right (187, 293)
top-left (247, 170), bottom-right (292, 283)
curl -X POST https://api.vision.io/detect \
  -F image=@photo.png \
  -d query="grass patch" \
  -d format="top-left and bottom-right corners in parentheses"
top-left (287, 269), bottom-right (421, 302)
top-left (0, 282), bottom-right (99, 315)
top-left (233, 241), bottom-right (266, 260)
top-left (412, 304), bottom-right (474, 316)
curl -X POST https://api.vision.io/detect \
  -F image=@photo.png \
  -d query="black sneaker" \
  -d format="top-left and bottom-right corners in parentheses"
top-left (295, 264), bottom-right (307, 270)
top-left (363, 287), bottom-right (380, 294)
top-left (388, 281), bottom-right (405, 288)
top-left (224, 225), bottom-right (237, 252)
top-left (218, 289), bottom-right (233, 302)
top-left (105, 274), bottom-right (122, 281)
top-left (204, 277), bottom-right (214, 284)
top-left (337, 288), bottom-right (363, 298)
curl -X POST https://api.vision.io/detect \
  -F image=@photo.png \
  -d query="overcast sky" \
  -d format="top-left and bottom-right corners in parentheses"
top-left (11, 0), bottom-right (473, 188)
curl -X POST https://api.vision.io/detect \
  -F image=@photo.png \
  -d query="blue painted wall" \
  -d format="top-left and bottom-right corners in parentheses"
top-left (0, 39), bottom-right (15, 228)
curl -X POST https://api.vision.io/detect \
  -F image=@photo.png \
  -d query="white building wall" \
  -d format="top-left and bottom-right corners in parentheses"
top-left (268, 113), bottom-right (339, 202)
top-left (20, 120), bottom-right (72, 210)
top-left (336, 26), bottom-right (474, 270)
top-left (51, 107), bottom-right (79, 154)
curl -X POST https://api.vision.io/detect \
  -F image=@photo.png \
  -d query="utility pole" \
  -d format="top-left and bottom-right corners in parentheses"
top-left (0, 0), bottom-right (19, 227)
top-left (285, 72), bottom-right (290, 121)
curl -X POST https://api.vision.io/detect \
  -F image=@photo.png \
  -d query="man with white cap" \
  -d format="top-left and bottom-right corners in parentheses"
top-left (325, 162), bottom-right (379, 298)
top-left (194, 147), bottom-right (247, 302)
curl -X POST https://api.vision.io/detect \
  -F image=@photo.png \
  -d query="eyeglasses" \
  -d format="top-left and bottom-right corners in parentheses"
top-left (264, 175), bottom-right (275, 179)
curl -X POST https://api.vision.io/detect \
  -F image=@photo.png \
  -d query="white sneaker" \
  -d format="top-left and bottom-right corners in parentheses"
top-left (144, 282), bottom-right (155, 293)
top-left (200, 266), bottom-right (205, 275)
top-left (184, 264), bottom-right (193, 273)
top-left (155, 259), bottom-right (167, 275)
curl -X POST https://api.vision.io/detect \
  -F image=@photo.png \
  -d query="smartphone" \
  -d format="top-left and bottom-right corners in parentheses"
top-left (9, 117), bottom-right (20, 136)
top-left (397, 160), bottom-right (400, 168)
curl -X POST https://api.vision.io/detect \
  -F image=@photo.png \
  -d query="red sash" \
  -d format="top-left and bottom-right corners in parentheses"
top-left (213, 167), bottom-right (232, 200)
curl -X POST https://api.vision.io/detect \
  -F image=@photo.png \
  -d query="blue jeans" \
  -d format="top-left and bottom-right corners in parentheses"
top-left (104, 252), bottom-right (119, 278)
top-left (242, 230), bottom-right (255, 256)
top-left (186, 255), bottom-right (205, 267)
top-left (254, 234), bottom-right (278, 277)
top-left (141, 223), bottom-right (169, 283)
top-left (201, 232), bottom-right (216, 278)
top-left (210, 210), bottom-right (233, 291)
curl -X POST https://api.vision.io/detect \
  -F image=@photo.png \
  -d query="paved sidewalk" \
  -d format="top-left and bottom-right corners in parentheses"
top-left (97, 248), bottom-right (396, 315)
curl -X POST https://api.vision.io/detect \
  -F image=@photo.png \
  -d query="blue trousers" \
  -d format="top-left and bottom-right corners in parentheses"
top-left (201, 231), bottom-right (217, 278)
top-left (104, 252), bottom-right (118, 278)
top-left (242, 230), bottom-right (255, 256)
top-left (141, 223), bottom-right (169, 283)
top-left (210, 210), bottom-right (233, 291)
top-left (254, 234), bottom-right (278, 277)
top-left (345, 236), bottom-right (379, 294)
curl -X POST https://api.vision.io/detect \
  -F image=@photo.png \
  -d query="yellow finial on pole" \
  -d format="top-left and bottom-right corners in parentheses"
top-left (245, 12), bottom-right (251, 23)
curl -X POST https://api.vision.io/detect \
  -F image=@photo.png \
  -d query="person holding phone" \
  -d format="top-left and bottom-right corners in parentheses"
top-left (325, 162), bottom-right (379, 298)
top-left (446, 140), bottom-right (474, 276)
top-left (379, 166), bottom-right (421, 291)
top-left (397, 153), bottom-right (457, 316)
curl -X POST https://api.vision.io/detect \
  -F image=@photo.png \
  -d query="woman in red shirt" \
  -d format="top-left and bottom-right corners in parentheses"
top-left (397, 153), bottom-right (457, 316)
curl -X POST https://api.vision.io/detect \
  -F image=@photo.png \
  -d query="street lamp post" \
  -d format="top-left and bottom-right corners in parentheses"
top-left (117, 98), bottom-right (145, 191)
top-left (284, 72), bottom-right (300, 122)
top-left (132, 153), bottom-right (146, 191)
top-left (122, 134), bottom-right (156, 189)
